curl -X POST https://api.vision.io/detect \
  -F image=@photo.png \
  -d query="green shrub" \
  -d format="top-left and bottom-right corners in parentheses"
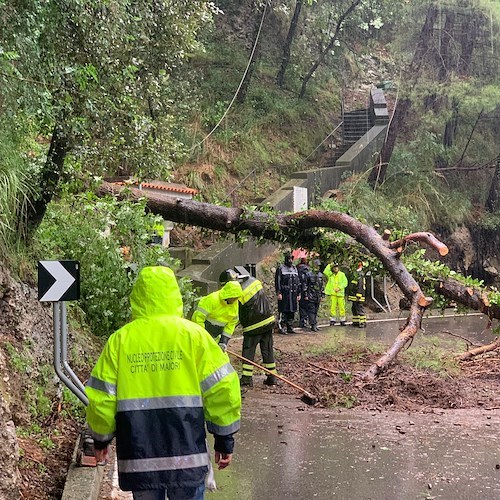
top-left (35, 193), bottom-right (183, 337)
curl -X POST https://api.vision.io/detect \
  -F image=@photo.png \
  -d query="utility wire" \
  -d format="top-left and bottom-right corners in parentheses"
top-left (298, 121), bottom-right (343, 166)
top-left (190, 2), bottom-right (268, 152)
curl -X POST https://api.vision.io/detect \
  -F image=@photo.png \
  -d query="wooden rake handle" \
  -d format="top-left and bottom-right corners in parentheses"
top-left (226, 348), bottom-right (312, 396)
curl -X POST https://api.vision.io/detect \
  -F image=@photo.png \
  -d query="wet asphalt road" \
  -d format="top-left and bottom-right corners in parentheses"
top-left (104, 312), bottom-right (500, 500)
top-left (208, 392), bottom-right (500, 500)
top-left (207, 313), bottom-right (500, 500)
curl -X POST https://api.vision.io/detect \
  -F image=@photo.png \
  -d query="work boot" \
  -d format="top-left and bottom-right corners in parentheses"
top-left (340, 321), bottom-right (346, 326)
top-left (351, 322), bottom-right (359, 327)
top-left (278, 323), bottom-right (288, 335)
top-left (240, 375), bottom-right (253, 387)
top-left (264, 375), bottom-right (278, 386)
top-left (329, 319), bottom-right (336, 326)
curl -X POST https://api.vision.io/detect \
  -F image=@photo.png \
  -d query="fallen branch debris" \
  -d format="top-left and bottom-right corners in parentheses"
top-left (459, 338), bottom-right (500, 361)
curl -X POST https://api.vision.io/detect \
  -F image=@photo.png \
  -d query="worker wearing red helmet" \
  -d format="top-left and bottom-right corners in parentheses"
top-left (348, 261), bottom-right (367, 327)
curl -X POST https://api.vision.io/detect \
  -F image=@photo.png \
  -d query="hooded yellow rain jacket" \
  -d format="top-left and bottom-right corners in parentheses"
top-left (323, 265), bottom-right (348, 297)
top-left (85, 266), bottom-right (241, 492)
top-left (191, 281), bottom-right (242, 344)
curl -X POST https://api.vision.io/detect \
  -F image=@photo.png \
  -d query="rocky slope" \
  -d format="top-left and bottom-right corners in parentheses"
top-left (0, 262), bottom-right (97, 498)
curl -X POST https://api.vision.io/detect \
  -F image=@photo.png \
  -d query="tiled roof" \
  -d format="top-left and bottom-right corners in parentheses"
top-left (110, 179), bottom-right (198, 195)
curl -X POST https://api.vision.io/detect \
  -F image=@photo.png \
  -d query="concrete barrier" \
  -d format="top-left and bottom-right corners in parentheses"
top-left (61, 435), bottom-right (104, 500)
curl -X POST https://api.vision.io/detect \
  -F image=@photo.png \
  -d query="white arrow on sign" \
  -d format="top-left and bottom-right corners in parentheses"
top-left (40, 261), bottom-right (76, 301)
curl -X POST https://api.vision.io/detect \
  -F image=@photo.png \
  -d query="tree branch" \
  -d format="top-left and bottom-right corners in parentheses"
top-left (97, 181), bottom-right (499, 380)
top-left (388, 232), bottom-right (449, 256)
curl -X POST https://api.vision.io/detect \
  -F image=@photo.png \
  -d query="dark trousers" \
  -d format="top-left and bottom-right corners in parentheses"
top-left (299, 299), bottom-right (309, 326)
top-left (305, 301), bottom-right (320, 327)
top-left (351, 301), bottom-right (366, 325)
top-left (278, 311), bottom-right (295, 331)
top-left (241, 327), bottom-right (276, 377)
top-left (132, 482), bottom-right (205, 500)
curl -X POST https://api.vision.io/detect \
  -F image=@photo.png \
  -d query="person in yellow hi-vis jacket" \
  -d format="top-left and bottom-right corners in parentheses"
top-left (85, 266), bottom-right (241, 500)
top-left (323, 262), bottom-right (348, 326)
top-left (191, 280), bottom-right (243, 352)
top-left (219, 267), bottom-right (277, 387)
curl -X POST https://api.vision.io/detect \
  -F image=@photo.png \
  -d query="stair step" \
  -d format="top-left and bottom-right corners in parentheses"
top-left (345, 109), bottom-right (369, 115)
top-left (344, 119), bottom-right (370, 123)
top-left (344, 125), bottom-right (370, 131)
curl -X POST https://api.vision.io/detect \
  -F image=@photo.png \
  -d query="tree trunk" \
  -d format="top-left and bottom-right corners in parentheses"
top-left (368, 98), bottom-right (411, 186)
top-left (459, 9), bottom-right (479, 75)
top-left (276, 0), bottom-right (303, 88)
top-left (236, 3), bottom-right (267, 104)
top-left (437, 9), bottom-right (455, 81)
top-left (443, 98), bottom-right (459, 148)
top-left (97, 180), bottom-right (500, 378)
top-left (486, 156), bottom-right (500, 213)
top-left (436, 97), bottom-right (459, 169)
top-left (369, 5), bottom-right (438, 187)
top-left (26, 123), bottom-right (68, 236)
top-left (299, 0), bottom-right (362, 99)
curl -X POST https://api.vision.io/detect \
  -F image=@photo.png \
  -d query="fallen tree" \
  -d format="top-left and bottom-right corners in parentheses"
top-left (97, 181), bottom-right (499, 379)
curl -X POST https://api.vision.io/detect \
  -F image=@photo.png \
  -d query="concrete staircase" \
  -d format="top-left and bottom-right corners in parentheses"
top-left (343, 109), bottom-right (372, 145)
top-left (323, 108), bottom-right (372, 167)
top-left (179, 88), bottom-right (389, 293)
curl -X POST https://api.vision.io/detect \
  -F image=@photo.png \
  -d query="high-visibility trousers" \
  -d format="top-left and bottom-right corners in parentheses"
top-left (329, 295), bottom-right (346, 322)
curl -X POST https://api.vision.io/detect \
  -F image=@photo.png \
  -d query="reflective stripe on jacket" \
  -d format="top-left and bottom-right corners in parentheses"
top-left (85, 267), bottom-right (241, 492)
top-left (238, 277), bottom-right (275, 335)
top-left (348, 268), bottom-right (366, 302)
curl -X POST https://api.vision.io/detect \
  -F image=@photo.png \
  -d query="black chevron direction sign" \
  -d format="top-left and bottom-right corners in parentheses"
top-left (38, 260), bottom-right (80, 302)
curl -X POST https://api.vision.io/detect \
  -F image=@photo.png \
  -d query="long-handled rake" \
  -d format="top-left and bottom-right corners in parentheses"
top-left (226, 349), bottom-right (317, 406)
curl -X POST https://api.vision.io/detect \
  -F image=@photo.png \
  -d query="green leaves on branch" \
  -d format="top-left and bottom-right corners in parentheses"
top-left (0, 0), bottom-right (216, 180)
top-left (35, 194), bottom-right (186, 337)
top-left (402, 248), bottom-right (500, 309)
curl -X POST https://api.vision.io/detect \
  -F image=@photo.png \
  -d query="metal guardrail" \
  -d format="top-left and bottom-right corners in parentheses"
top-left (369, 274), bottom-right (392, 313)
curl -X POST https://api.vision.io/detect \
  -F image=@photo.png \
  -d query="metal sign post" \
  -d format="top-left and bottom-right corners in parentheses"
top-left (53, 302), bottom-right (88, 405)
top-left (38, 261), bottom-right (87, 404)
top-left (38, 260), bottom-right (97, 466)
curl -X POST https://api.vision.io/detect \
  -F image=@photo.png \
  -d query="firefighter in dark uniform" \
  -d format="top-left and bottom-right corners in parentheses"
top-left (302, 259), bottom-right (325, 332)
top-left (348, 261), bottom-right (367, 327)
top-left (297, 257), bottom-right (311, 328)
top-left (275, 250), bottom-right (301, 334)
top-left (220, 268), bottom-right (277, 387)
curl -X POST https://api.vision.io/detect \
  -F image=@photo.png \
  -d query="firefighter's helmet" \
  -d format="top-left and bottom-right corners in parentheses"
top-left (219, 269), bottom-right (239, 285)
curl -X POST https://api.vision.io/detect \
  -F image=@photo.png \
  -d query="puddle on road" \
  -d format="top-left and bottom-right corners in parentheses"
top-left (209, 393), bottom-right (500, 500)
